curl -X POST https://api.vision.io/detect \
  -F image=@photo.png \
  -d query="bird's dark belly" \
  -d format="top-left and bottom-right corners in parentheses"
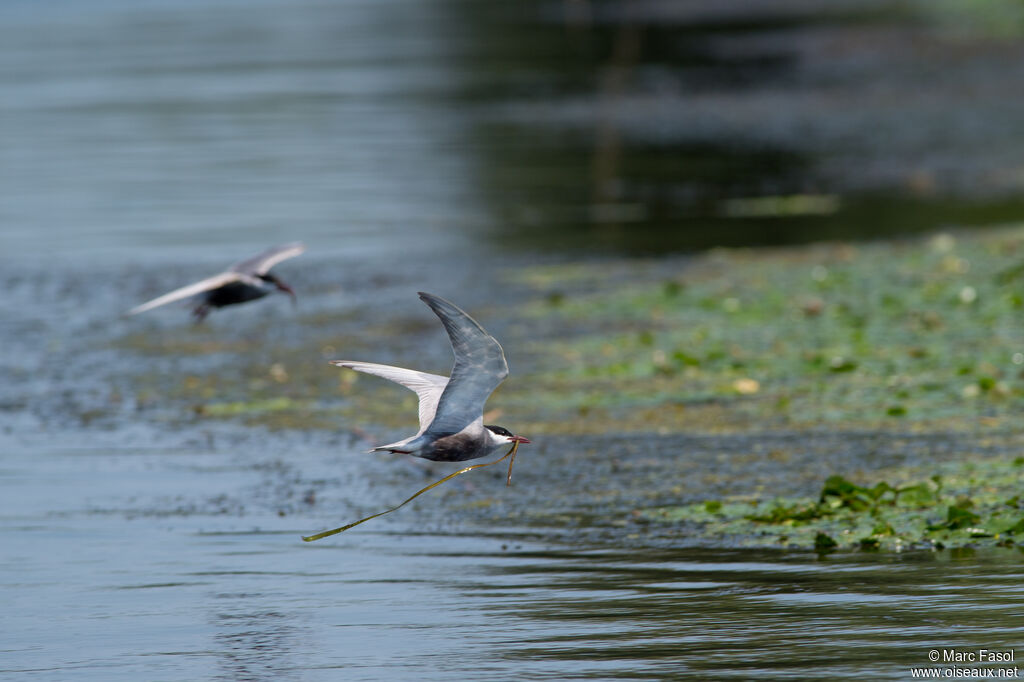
top-left (419, 433), bottom-right (487, 462)
top-left (205, 282), bottom-right (267, 308)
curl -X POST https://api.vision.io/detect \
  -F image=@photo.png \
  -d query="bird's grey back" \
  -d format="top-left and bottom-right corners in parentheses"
top-left (417, 292), bottom-right (508, 438)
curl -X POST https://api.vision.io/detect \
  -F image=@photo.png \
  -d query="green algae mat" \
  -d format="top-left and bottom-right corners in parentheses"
top-left (503, 228), bottom-right (1024, 551)
top-left (639, 457), bottom-right (1024, 552)
top-left (506, 229), bottom-right (1024, 433)
top-left (118, 227), bottom-right (1024, 552)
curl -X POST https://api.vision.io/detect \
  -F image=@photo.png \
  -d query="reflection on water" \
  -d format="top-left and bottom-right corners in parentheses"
top-left (5, 0), bottom-right (1024, 263)
top-left (454, 0), bottom-right (1024, 253)
top-left (467, 547), bottom-right (1024, 678)
top-left (211, 594), bottom-right (303, 682)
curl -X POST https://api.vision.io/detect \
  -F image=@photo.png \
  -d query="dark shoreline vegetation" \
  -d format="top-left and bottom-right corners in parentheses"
top-left (115, 226), bottom-right (1024, 552)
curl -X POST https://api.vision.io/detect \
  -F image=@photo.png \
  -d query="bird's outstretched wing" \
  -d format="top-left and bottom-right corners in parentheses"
top-left (126, 271), bottom-right (242, 316)
top-left (416, 292), bottom-right (508, 437)
top-left (331, 361), bottom-right (448, 434)
top-left (230, 242), bottom-right (306, 275)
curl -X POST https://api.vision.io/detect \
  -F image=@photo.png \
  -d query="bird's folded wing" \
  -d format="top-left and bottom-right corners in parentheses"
top-left (331, 361), bottom-right (449, 433)
top-left (230, 242), bottom-right (306, 275)
top-left (416, 292), bottom-right (508, 437)
top-left (126, 271), bottom-right (241, 315)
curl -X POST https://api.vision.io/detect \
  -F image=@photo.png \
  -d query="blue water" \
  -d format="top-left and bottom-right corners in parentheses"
top-left (5, 437), bottom-right (1024, 680)
top-left (4, 439), bottom-right (1024, 680)
top-left (0, 0), bottom-right (480, 267)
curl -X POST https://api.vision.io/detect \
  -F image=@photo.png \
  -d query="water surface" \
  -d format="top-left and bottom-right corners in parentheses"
top-left (3, 0), bottom-right (1024, 679)
top-left (4, 438), bottom-right (1024, 680)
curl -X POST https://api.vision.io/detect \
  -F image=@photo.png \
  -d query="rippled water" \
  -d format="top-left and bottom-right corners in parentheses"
top-left (4, 438), bottom-right (1024, 680)
top-left (3, 0), bottom-right (1024, 679)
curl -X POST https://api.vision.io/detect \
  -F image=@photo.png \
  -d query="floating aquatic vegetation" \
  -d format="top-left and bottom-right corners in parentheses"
top-left (505, 226), bottom-right (1024, 433)
top-left (195, 397), bottom-right (306, 417)
top-left (639, 457), bottom-right (1024, 551)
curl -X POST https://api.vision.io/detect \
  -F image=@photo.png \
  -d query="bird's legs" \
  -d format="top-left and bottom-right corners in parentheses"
top-left (191, 303), bottom-right (211, 323)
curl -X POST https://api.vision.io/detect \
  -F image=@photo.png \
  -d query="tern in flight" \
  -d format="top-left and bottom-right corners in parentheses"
top-left (127, 242), bottom-right (305, 322)
top-left (332, 292), bottom-right (530, 462)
